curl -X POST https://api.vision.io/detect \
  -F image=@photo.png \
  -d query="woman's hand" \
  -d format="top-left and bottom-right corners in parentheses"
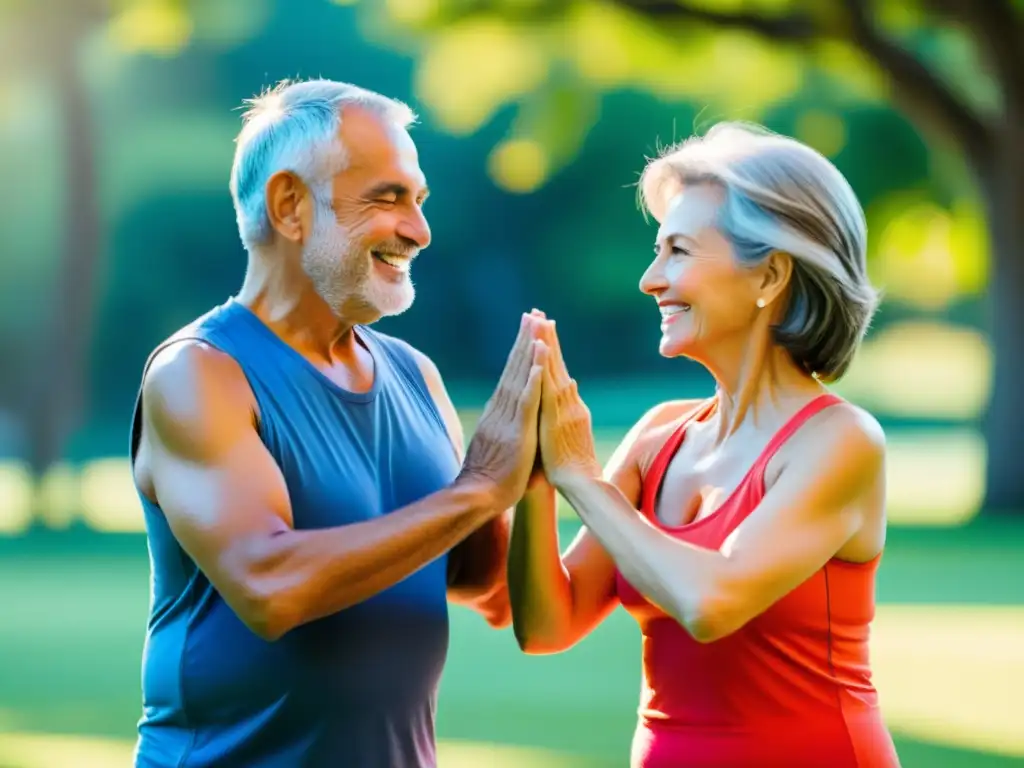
top-left (525, 449), bottom-right (550, 492)
top-left (536, 321), bottom-right (602, 487)
top-left (521, 309), bottom-right (554, 495)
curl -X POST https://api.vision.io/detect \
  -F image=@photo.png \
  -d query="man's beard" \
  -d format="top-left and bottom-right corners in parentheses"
top-left (301, 210), bottom-right (415, 321)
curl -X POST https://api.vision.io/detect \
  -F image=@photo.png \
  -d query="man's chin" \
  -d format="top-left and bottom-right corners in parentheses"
top-left (376, 296), bottom-right (415, 319)
top-left (368, 276), bottom-right (415, 317)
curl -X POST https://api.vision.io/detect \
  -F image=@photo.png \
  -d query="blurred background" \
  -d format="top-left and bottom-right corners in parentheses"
top-left (1, 0), bottom-right (1022, 765)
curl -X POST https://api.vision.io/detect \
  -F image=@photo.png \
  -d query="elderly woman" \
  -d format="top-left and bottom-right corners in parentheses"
top-left (513, 123), bottom-right (900, 767)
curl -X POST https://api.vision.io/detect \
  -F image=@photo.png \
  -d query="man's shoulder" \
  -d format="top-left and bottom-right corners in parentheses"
top-left (135, 338), bottom-right (255, 467)
top-left (140, 303), bottom-right (245, 384)
top-left (363, 328), bottom-right (428, 362)
top-left (139, 305), bottom-right (254, 427)
top-left (363, 328), bottom-right (442, 387)
top-left (145, 338), bottom-right (240, 391)
top-left (363, 328), bottom-right (461, 447)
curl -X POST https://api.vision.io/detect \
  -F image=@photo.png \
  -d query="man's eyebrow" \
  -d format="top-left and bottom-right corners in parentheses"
top-left (365, 181), bottom-right (430, 201)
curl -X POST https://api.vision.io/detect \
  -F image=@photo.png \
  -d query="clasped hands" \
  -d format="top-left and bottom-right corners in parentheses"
top-left (460, 311), bottom-right (601, 511)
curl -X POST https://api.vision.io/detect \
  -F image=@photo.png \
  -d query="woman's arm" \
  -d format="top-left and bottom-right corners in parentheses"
top-left (507, 416), bottom-right (639, 655)
top-left (550, 403), bottom-right (885, 644)
top-left (508, 396), bottom-right (697, 654)
top-left (508, 478), bottom-right (616, 654)
top-left (534, 320), bottom-right (885, 645)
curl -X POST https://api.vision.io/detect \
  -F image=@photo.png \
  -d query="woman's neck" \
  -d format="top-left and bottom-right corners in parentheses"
top-left (709, 342), bottom-right (825, 445)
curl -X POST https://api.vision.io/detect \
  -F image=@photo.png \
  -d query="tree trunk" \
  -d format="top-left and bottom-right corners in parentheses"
top-left (25, 15), bottom-right (101, 477)
top-left (978, 127), bottom-right (1024, 516)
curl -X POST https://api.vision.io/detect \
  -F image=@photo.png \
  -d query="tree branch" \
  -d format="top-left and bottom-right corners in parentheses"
top-left (616, 0), bottom-right (817, 41)
top-left (616, 0), bottom-right (994, 164)
top-left (839, 0), bottom-right (993, 164)
top-left (921, 0), bottom-right (1024, 116)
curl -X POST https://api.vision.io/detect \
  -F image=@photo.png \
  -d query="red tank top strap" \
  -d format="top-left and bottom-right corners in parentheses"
top-left (755, 393), bottom-right (844, 469)
top-left (640, 399), bottom-right (716, 516)
top-left (736, 393), bottom-right (845, 515)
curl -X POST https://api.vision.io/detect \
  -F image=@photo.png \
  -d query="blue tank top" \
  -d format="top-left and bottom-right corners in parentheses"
top-left (130, 298), bottom-right (461, 768)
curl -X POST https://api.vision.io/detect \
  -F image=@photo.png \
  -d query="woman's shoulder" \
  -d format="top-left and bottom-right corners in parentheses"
top-left (638, 397), bottom-right (707, 435)
top-left (793, 399), bottom-right (885, 453)
top-left (603, 398), bottom-right (709, 500)
top-left (769, 397), bottom-right (887, 488)
top-left (605, 398), bottom-right (706, 467)
top-left (627, 398), bottom-right (710, 473)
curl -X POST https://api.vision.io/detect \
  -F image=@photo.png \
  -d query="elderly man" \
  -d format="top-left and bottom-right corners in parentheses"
top-left (129, 79), bottom-right (547, 768)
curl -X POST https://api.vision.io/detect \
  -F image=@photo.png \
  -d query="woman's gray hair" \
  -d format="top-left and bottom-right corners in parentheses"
top-left (229, 78), bottom-right (417, 248)
top-left (639, 121), bottom-right (880, 382)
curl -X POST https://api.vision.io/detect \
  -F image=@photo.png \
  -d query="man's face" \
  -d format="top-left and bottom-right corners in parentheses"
top-left (302, 106), bottom-right (431, 323)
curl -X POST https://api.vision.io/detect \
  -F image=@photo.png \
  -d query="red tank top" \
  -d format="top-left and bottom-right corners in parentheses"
top-left (615, 395), bottom-right (900, 768)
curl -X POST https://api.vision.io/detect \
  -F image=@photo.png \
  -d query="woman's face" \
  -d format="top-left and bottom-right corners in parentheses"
top-left (639, 184), bottom-right (765, 361)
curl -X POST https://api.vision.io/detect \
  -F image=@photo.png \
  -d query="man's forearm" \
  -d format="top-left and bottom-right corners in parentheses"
top-left (449, 511), bottom-right (510, 592)
top-left (446, 511), bottom-right (513, 627)
top-left (237, 480), bottom-right (497, 638)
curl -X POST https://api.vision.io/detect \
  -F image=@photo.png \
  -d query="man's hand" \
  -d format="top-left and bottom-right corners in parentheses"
top-left (458, 313), bottom-right (549, 511)
top-left (536, 320), bottom-right (601, 486)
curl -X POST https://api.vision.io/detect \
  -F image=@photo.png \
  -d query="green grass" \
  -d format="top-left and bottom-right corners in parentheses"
top-left (0, 521), bottom-right (1022, 767)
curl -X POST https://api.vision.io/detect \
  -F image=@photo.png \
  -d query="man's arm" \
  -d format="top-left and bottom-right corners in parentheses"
top-left (406, 344), bottom-right (511, 628)
top-left (137, 325), bottom-right (541, 641)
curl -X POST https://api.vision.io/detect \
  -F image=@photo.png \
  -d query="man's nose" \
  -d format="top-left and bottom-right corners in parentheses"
top-left (397, 207), bottom-right (431, 249)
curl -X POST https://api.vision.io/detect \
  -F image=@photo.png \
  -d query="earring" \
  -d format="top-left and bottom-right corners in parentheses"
top-left (756, 297), bottom-right (766, 308)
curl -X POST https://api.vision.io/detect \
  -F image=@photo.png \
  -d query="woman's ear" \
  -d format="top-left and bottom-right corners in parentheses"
top-left (757, 251), bottom-right (793, 307)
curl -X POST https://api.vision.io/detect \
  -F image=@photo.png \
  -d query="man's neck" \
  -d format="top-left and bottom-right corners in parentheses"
top-left (237, 255), bottom-right (359, 364)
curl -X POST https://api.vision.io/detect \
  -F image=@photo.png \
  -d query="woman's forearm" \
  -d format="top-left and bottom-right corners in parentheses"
top-left (554, 472), bottom-right (724, 640)
top-left (507, 481), bottom-right (576, 652)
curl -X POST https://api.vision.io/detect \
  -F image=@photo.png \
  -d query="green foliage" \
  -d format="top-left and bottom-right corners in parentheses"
top-left (0, 0), bottom-right (998, 453)
top-left (361, 0), bottom-right (1010, 193)
top-left (365, 0), bottom-right (835, 190)
top-left (357, 0), bottom-right (1000, 313)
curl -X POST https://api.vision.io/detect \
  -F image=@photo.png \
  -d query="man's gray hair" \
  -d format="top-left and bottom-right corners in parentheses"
top-left (229, 78), bottom-right (417, 247)
top-left (639, 121), bottom-right (880, 382)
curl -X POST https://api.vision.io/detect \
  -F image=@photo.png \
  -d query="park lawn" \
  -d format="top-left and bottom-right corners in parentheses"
top-left (0, 521), bottom-right (1021, 767)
